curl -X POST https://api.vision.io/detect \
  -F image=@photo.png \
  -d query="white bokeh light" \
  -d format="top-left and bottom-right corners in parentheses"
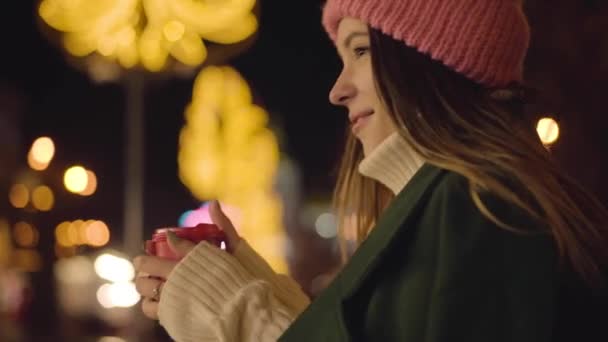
top-left (315, 213), bottom-right (337, 239)
top-left (94, 253), bottom-right (135, 283)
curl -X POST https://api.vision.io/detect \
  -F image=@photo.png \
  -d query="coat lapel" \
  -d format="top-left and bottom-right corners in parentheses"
top-left (337, 163), bottom-right (446, 301)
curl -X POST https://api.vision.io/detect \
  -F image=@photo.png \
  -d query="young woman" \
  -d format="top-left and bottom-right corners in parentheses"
top-left (134, 0), bottom-right (608, 341)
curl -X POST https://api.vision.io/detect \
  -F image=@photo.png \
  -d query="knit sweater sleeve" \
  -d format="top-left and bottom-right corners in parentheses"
top-left (158, 240), bottom-right (310, 342)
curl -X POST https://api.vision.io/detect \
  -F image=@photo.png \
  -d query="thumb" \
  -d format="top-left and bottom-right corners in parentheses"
top-left (209, 200), bottom-right (241, 252)
top-left (166, 231), bottom-right (196, 258)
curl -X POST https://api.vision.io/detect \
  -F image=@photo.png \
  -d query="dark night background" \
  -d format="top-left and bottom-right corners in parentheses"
top-left (1, 0), bottom-right (607, 340)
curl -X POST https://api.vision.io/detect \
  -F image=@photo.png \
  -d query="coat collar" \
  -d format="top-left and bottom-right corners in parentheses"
top-left (337, 163), bottom-right (446, 301)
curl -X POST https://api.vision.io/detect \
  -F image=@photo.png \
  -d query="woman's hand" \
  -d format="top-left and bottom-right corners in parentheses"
top-left (133, 200), bottom-right (242, 319)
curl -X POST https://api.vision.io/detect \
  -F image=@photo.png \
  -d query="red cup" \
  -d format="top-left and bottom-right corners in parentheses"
top-left (145, 223), bottom-right (227, 260)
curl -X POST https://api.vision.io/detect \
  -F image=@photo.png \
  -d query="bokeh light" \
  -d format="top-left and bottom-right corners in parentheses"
top-left (94, 253), bottom-right (135, 283)
top-left (315, 213), bottom-right (337, 239)
top-left (38, 0), bottom-right (258, 71)
top-left (86, 221), bottom-right (110, 247)
top-left (97, 282), bottom-right (140, 308)
top-left (55, 221), bottom-right (72, 247)
top-left (13, 222), bottom-right (39, 248)
top-left (79, 170), bottom-right (98, 196)
top-left (64, 166), bottom-right (88, 193)
top-left (537, 117), bottom-right (560, 145)
top-left (9, 184), bottom-right (29, 209)
top-left (32, 185), bottom-right (55, 211)
top-left (29, 137), bottom-right (55, 169)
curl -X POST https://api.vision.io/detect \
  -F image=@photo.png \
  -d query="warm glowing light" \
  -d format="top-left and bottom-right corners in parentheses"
top-left (163, 20), bottom-right (185, 42)
top-left (178, 66), bottom-right (286, 272)
top-left (55, 221), bottom-right (73, 247)
top-left (28, 150), bottom-right (49, 171)
top-left (86, 221), bottom-right (110, 247)
top-left (13, 222), bottom-right (39, 248)
top-left (30, 137), bottom-right (55, 165)
top-left (76, 170), bottom-right (98, 196)
top-left (32, 185), bottom-right (55, 211)
top-left (97, 282), bottom-right (140, 308)
top-left (537, 117), bottom-right (560, 145)
top-left (38, 0), bottom-right (258, 71)
top-left (9, 184), bottom-right (29, 208)
top-left (64, 166), bottom-right (88, 193)
top-left (0, 219), bottom-right (12, 266)
top-left (94, 253), bottom-right (135, 283)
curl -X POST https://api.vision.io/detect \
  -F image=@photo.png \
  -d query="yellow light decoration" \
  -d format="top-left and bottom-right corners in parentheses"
top-left (9, 184), bottom-right (29, 209)
top-left (39, 0), bottom-right (258, 71)
top-left (64, 166), bottom-right (88, 193)
top-left (29, 137), bottom-right (55, 169)
top-left (179, 66), bottom-right (286, 272)
top-left (32, 185), bottom-right (55, 211)
top-left (537, 117), bottom-right (560, 146)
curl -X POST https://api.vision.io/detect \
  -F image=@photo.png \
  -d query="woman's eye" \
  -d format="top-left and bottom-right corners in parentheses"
top-left (353, 46), bottom-right (369, 58)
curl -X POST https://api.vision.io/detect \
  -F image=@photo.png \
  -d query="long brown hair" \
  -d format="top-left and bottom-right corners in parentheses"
top-left (333, 28), bottom-right (608, 286)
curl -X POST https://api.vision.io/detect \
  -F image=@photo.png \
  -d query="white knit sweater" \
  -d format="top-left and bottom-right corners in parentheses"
top-left (158, 132), bottom-right (424, 341)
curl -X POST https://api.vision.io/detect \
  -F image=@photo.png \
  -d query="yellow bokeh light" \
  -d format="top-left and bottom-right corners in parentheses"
top-left (178, 66), bottom-right (286, 272)
top-left (9, 184), bottom-right (29, 209)
top-left (28, 150), bottom-right (49, 171)
top-left (86, 221), bottom-right (110, 247)
top-left (66, 221), bottom-right (81, 246)
top-left (30, 137), bottom-right (55, 165)
top-left (79, 170), bottom-right (98, 196)
top-left (32, 185), bottom-right (55, 211)
top-left (64, 166), bottom-right (88, 193)
top-left (537, 117), bottom-right (560, 145)
top-left (39, 0), bottom-right (258, 72)
top-left (13, 222), bottom-right (39, 248)
top-left (163, 20), bottom-right (185, 42)
top-left (55, 221), bottom-right (72, 247)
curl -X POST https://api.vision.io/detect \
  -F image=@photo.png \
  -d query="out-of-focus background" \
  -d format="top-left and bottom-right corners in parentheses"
top-left (0, 0), bottom-right (606, 341)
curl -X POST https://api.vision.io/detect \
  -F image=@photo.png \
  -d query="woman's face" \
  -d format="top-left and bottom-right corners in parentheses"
top-left (330, 18), bottom-right (397, 156)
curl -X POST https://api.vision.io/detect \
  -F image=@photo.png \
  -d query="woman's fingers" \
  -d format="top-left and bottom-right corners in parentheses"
top-left (133, 255), bottom-right (177, 279)
top-left (209, 200), bottom-right (241, 252)
top-left (141, 297), bottom-right (159, 320)
top-left (135, 274), bottom-right (164, 299)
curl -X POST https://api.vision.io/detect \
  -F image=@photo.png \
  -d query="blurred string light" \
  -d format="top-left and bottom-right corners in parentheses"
top-left (13, 222), bottom-right (39, 248)
top-left (28, 137), bottom-right (55, 171)
top-left (537, 117), bottom-right (560, 146)
top-left (32, 185), bottom-right (55, 211)
top-left (13, 249), bottom-right (43, 272)
top-left (63, 166), bottom-right (98, 196)
top-left (178, 66), bottom-right (286, 272)
top-left (9, 184), bottom-right (29, 209)
top-left (55, 220), bottom-right (111, 248)
top-left (38, 0), bottom-right (258, 72)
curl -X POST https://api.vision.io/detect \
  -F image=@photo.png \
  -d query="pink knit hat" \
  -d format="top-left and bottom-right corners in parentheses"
top-left (322, 0), bottom-right (530, 87)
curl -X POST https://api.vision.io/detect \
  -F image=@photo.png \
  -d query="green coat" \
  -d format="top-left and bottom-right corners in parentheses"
top-left (279, 164), bottom-right (600, 341)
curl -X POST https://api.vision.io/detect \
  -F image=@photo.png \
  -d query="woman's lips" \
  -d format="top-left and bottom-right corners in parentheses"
top-left (351, 111), bottom-right (374, 134)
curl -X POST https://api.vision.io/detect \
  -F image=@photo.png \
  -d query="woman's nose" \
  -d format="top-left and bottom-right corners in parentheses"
top-left (329, 71), bottom-right (356, 106)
